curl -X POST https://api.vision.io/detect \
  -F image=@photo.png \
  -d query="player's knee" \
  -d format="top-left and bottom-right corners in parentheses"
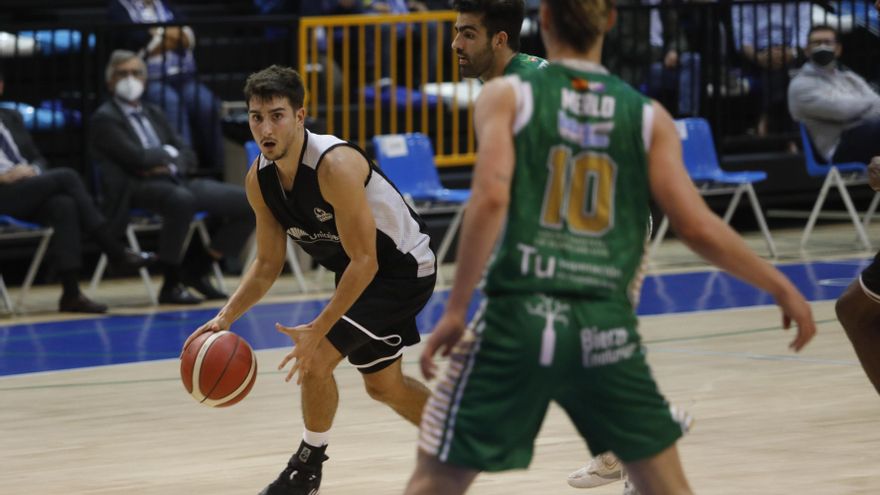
top-left (303, 360), bottom-right (336, 382)
top-left (363, 377), bottom-right (401, 403)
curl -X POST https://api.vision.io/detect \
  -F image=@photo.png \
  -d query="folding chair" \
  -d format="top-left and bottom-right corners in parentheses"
top-left (0, 215), bottom-right (54, 313)
top-left (89, 210), bottom-right (226, 305)
top-left (651, 118), bottom-right (777, 258)
top-left (372, 133), bottom-right (471, 284)
top-left (798, 124), bottom-right (878, 251)
top-left (242, 140), bottom-right (310, 293)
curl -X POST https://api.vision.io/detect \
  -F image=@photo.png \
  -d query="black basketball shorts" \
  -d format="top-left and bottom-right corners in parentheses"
top-left (326, 274), bottom-right (436, 374)
top-left (859, 250), bottom-right (880, 303)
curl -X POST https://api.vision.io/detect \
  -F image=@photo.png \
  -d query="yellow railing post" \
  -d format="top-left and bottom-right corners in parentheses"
top-left (298, 11), bottom-right (474, 167)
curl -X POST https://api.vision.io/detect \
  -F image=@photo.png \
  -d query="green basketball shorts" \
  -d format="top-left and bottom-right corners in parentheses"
top-left (418, 293), bottom-right (684, 472)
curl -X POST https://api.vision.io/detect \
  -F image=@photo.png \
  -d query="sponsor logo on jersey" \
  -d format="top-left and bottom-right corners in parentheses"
top-left (571, 78), bottom-right (604, 93)
top-left (314, 207), bottom-right (334, 222)
top-left (526, 296), bottom-right (570, 366)
top-left (580, 326), bottom-right (636, 367)
top-left (286, 226), bottom-right (340, 244)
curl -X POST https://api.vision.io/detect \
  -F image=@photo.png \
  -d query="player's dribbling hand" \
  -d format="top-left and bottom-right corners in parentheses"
top-left (420, 313), bottom-right (467, 381)
top-left (276, 321), bottom-right (323, 385)
top-left (182, 315), bottom-right (230, 355)
top-left (775, 289), bottom-right (816, 352)
top-left (868, 156), bottom-right (880, 192)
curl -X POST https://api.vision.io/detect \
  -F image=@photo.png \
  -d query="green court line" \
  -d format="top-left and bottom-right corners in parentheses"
top-left (0, 318), bottom-right (843, 393)
top-left (642, 317), bottom-right (838, 345)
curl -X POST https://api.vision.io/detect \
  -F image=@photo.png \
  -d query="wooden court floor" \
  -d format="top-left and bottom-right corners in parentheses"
top-left (2, 223), bottom-right (879, 494)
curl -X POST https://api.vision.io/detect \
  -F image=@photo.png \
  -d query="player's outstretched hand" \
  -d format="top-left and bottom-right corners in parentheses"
top-left (182, 315), bottom-right (230, 355)
top-left (775, 289), bottom-right (816, 352)
top-left (420, 313), bottom-right (467, 381)
top-left (276, 321), bottom-right (322, 385)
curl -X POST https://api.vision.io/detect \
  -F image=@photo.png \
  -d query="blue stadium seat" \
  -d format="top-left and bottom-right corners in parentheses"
top-left (0, 215), bottom-right (53, 313)
top-left (89, 210), bottom-right (226, 305)
top-left (798, 123), bottom-right (877, 251)
top-left (372, 132), bottom-right (470, 282)
top-left (652, 118), bottom-right (777, 257)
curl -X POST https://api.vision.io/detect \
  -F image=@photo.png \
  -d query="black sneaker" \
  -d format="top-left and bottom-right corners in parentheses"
top-left (259, 442), bottom-right (329, 495)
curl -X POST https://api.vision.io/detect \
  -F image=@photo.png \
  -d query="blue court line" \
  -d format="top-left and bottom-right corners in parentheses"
top-left (0, 258), bottom-right (870, 377)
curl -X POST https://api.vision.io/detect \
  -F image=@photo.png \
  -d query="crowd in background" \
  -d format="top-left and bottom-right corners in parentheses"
top-left (1, 0), bottom-right (880, 313)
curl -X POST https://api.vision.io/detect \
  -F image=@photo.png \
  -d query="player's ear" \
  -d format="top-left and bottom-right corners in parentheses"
top-left (296, 106), bottom-right (306, 126)
top-left (495, 30), bottom-right (508, 49)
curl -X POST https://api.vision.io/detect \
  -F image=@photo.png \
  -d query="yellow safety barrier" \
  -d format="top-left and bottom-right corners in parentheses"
top-left (298, 11), bottom-right (476, 167)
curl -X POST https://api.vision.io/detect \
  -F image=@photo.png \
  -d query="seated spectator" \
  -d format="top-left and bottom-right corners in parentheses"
top-left (108, 0), bottom-right (225, 177)
top-left (731, 0), bottom-right (812, 135)
top-left (89, 50), bottom-right (254, 305)
top-left (0, 68), bottom-right (155, 313)
top-left (789, 24), bottom-right (880, 165)
top-left (603, 0), bottom-right (700, 117)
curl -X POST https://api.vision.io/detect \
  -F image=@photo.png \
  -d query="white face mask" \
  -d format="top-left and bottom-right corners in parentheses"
top-left (115, 76), bottom-right (144, 102)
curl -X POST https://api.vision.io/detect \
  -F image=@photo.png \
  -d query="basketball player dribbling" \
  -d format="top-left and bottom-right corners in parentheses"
top-left (184, 65), bottom-right (437, 495)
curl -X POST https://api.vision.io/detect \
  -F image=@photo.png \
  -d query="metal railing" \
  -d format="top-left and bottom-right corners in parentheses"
top-left (298, 10), bottom-right (475, 167)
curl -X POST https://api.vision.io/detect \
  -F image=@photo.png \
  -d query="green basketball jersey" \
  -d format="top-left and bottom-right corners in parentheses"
top-left (484, 60), bottom-right (652, 310)
top-left (503, 52), bottom-right (548, 76)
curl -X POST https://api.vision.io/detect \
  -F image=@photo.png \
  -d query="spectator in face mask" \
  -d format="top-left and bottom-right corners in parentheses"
top-left (89, 50), bottom-right (254, 306)
top-left (788, 24), bottom-right (880, 164)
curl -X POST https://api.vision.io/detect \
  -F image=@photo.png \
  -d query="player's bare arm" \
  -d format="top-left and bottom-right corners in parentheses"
top-left (183, 165), bottom-right (286, 350)
top-left (312, 146), bottom-right (379, 332)
top-left (421, 78), bottom-right (516, 380)
top-left (276, 146), bottom-right (378, 383)
top-left (648, 101), bottom-right (816, 351)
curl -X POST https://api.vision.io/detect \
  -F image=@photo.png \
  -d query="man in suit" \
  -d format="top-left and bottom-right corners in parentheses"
top-left (89, 50), bottom-right (254, 305)
top-left (0, 68), bottom-right (155, 313)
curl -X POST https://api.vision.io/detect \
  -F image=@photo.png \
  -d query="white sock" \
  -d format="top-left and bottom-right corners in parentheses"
top-left (303, 428), bottom-right (330, 447)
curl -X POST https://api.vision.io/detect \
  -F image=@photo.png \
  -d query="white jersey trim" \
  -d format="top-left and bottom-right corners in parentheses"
top-left (642, 103), bottom-right (655, 152)
top-left (502, 75), bottom-right (533, 134)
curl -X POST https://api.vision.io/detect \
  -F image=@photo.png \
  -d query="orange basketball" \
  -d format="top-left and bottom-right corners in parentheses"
top-left (180, 331), bottom-right (257, 407)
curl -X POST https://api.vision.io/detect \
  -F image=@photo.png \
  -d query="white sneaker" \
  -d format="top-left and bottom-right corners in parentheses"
top-left (622, 475), bottom-right (640, 495)
top-left (567, 452), bottom-right (623, 489)
top-left (669, 405), bottom-right (695, 434)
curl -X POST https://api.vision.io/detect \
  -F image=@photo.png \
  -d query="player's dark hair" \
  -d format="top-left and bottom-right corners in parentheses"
top-left (543, 0), bottom-right (611, 53)
top-left (453, 0), bottom-right (525, 52)
top-left (244, 65), bottom-right (305, 110)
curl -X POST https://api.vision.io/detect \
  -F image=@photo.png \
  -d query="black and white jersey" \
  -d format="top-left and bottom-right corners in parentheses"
top-left (256, 129), bottom-right (436, 279)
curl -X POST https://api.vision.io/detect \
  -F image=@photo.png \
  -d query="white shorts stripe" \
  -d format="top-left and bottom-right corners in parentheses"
top-left (418, 300), bottom-right (488, 458)
top-left (442, 322), bottom-right (484, 462)
top-left (341, 315), bottom-right (402, 346)
top-left (350, 347), bottom-right (405, 369)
